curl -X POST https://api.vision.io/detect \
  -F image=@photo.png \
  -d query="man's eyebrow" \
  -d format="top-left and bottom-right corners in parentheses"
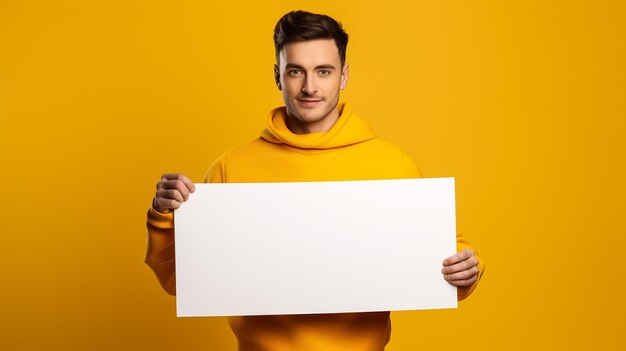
top-left (284, 63), bottom-right (337, 70)
top-left (285, 63), bottom-right (305, 70)
top-left (316, 64), bottom-right (336, 70)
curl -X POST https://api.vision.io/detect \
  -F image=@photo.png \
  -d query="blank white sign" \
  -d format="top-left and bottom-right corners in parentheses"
top-left (174, 178), bottom-right (457, 317)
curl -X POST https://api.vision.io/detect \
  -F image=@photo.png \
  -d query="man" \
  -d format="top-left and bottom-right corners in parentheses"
top-left (146, 10), bottom-right (484, 351)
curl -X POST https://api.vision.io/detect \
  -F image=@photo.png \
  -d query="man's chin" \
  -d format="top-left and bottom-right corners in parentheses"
top-left (288, 107), bottom-right (325, 123)
top-left (296, 113), bottom-right (327, 124)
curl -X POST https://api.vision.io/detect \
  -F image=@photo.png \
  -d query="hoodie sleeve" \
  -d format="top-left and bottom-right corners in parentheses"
top-left (145, 207), bottom-right (176, 295)
top-left (144, 156), bottom-right (226, 295)
top-left (402, 151), bottom-right (484, 300)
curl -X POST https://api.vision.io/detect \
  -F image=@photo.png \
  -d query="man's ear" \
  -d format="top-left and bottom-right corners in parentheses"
top-left (274, 64), bottom-right (281, 90)
top-left (340, 63), bottom-right (349, 90)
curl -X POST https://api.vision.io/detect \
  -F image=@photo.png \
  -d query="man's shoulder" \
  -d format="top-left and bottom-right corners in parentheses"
top-left (355, 136), bottom-right (411, 155)
top-left (353, 138), bottom-right (423, 178)
top-left (222, 137), bottom-right (275, 158)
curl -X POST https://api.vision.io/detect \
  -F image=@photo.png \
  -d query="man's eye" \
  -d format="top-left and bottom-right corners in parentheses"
top-left (288, 70), bottom-right (303, 76)
top-left (318, 70), bottom-right (331, 76)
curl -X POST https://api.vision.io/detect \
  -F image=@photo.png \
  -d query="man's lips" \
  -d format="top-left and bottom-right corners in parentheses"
top-left (297, 98), bottom-right (323, 106)
top-left (297, 98), bottom-right (323, 102)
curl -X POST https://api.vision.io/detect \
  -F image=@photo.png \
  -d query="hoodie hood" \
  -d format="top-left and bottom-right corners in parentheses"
top-left (260, 103), bottom-right (377, 149)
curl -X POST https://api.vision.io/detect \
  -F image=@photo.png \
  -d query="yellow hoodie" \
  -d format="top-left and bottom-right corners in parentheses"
top-left (145, 103), bottom-right (484, 351)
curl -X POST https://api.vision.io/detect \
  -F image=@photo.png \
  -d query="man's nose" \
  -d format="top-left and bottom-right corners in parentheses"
top-left (301, 76), bottom-right (318, 95)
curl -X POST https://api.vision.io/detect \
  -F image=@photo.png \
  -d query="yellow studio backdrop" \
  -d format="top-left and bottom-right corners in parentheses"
top-left (1, 0), bottom-right (624, 349)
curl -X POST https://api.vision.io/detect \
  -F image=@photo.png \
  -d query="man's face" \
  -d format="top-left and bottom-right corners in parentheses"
top-left (274, 39), bottom-right (349, 133)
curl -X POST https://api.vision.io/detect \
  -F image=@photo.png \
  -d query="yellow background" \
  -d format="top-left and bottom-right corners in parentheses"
top-left (1, 0), bottom-right (625, 349)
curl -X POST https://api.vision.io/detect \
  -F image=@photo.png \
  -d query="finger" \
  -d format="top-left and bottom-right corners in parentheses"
top-left (441, 256), bottom-right (479, 274)
top-left (161, 179), bottom-right (192, 200)
top-left (443, 249), bottom-right (474, 266)
top-left (443, 265), bottom-right (479, 282)
top-left (154, 197), bottom-right (184, 212)
top-left (161, 173), bottom-right (181, 181)
top-left (445, 273), bottom-right (478, 287)
top-left (161, 174), bottom-right (195, 193)
top-left (156, 188), bottom-right (185, 204)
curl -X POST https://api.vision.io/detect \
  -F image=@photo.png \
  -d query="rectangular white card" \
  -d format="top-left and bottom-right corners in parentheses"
top-left (175, 178), bottom-right (458, 317)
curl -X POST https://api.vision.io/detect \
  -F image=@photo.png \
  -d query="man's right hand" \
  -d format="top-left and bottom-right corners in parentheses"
top-left (153, 173), bottom-right (196, 214)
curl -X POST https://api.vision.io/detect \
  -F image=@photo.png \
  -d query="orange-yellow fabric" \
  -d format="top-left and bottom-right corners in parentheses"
top-left (145, 103), bottom-right (484, 351)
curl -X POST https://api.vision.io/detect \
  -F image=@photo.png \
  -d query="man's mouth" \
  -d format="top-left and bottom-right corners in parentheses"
top-left (297, 98), bottom-right (323, 102)
top-left (297, 98), bottom-right (323, 107)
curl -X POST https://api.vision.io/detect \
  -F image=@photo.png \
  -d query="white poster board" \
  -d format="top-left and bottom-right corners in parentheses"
top-left (175, 178), bottom-right (457, 317)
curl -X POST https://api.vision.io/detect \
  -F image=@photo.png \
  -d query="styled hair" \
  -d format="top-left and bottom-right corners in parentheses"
top-left (274, 10), bottom-right (349, 66)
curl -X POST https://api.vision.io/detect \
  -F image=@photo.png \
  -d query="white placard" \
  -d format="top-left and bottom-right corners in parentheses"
top-left (175, 178), bottom-right (457, 317)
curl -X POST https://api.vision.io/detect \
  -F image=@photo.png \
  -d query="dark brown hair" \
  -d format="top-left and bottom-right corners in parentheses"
top-left (274, 10), bottom-right (349, 66)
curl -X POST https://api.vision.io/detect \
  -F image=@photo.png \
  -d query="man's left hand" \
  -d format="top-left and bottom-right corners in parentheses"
top-left (442, 249), bottom-right (479, 287)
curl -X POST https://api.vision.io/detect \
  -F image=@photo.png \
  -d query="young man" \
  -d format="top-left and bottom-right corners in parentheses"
top-left (146, 10), bottom-right (484, 351)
